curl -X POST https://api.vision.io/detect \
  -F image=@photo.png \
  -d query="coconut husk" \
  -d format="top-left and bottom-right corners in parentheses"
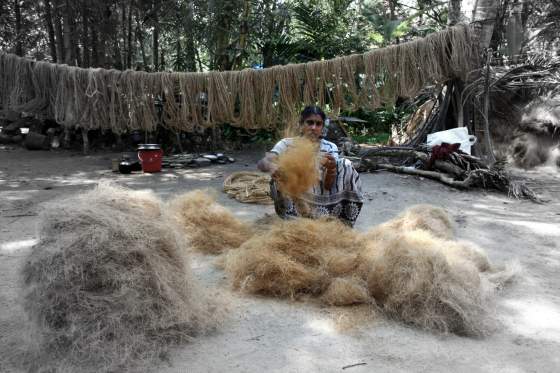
top-left (365, 204), bottom-right (455, 240)
top-left (167, 190), bottom-right (254, 254)
top-left (224, 218), bottom-right (367, 299)
top-left (21, 183), bottom-right (221, 372)
top-left (223, 203), bottom-right (512, 336)
top-left (321, 277), bottom-right (371, 306)
top-left (363, 229), bottom-right (489, 336)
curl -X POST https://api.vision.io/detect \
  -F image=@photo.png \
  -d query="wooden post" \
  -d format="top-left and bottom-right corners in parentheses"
top-left (175, 131), bottom-right (184, 153)
top-left (82, 128), bottom-right (89, 154)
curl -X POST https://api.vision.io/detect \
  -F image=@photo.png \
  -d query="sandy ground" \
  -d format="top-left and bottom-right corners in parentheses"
top-left (1, 147), bottom-right (559, 373)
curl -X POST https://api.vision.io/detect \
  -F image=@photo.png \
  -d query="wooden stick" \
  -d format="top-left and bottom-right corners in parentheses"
top-left (342, 362), bottom-right (367, 370)
top-left (361, 148), bottom-right (465, 177)
top-left (377, 163), bottom-right (474, 189)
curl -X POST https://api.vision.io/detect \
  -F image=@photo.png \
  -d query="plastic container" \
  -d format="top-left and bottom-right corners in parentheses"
top-left (138, 144), bottom-right (163, 173)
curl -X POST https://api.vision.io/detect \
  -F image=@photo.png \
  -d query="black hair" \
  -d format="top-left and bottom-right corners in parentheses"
top-left (299, 105), bottom-right (326, 123)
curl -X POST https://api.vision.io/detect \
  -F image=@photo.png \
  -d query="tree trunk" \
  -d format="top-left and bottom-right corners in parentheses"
top-left (121, 3), bottom-right (127, 69)
top-left (448, 0), bottom-right (462, 25)
top-left (184, 1), bottom-right (197, 71)
top-left (152, 9), bottom-right (159, 71)
top-left (69, 4), bottom-right (80, 67)
top-left (82, 128), bottom-right (89, 154)
top-left (127, 2), bottom-right (133, 69)
top-left (14, 0), bottom-right (24, 56)
top-left (261, 0), bottom-right (282, 68)
top-left (96, 4), bottom-right (111, 68)
top-left (62, 0), bottom-right (73, 64)
top-left (262, 43), bottom-right (274, 68)
top-left (81, 4), bottom-right (90, 67)
top-left (175, 39), bottom-right (182, 70)
top-left (232, 0), bottom-right (250, 70)
top-left (135, 11), bottom-right (148, 70)
top-left (113, 38), bottom-right (123, 70)
top-left (212, 2), bottom-right (237, 70)
top-left (91, 28), bottom-right (98, 66)
top-left (44, 0), bottom-right (58, 62)
top-left (470, 0), bottom-right (500, 161)
top-left (473, 0), bottom-right (499, 49)
top-left (489, 0), bottom-right (511, 52)
top-left (389, 0), bottom-right (399, 44)
top-left (53, 0), bottom-right (64, 63)
top-left (196, 46), bottom-right (203, 71)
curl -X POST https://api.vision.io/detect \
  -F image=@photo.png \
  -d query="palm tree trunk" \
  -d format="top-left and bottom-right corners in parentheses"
top-left (127, 3), bottom-right (133, 69)
top-left (472, 0), bottom-right (499, 163)
top-left (152, 8), bottom-right (159, 71)
top-left (473, 0), bottom-right (499, 48)
top-left (44, 0), bottom-right (58, 62)
top-left (53, 0), bottom-right (64, 63)
top-left (183, 1), bottom-right (197, 71)
top-left (14, 0), bottom-right (24, 56)
top-left (81, 4), bottom-right (90, 67)
top-left (448, 0), bottom-right (462, 25)
top-left (62, 0), bottom-right (73, 65)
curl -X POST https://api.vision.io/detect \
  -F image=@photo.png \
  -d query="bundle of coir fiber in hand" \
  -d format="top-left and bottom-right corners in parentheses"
top-left (274, 137), bottom-right (320, 198)
top-left (21, 183), bottom-right (221, 372)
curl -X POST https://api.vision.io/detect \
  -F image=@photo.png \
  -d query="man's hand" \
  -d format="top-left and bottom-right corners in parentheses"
top-left (257, 152), bottom-right (279, 174)
top-left (321, 153), bottom-right (336, 172)
top-left (322, 153), bottom-right (337, 190)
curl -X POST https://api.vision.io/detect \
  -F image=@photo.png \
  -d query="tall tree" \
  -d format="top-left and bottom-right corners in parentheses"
top-left (473, 0), bottom-right (499, 49)
top-left (448, 0), bottom-right (461, 25)
top-left (183, 0), bottom-right (197, 71)
top-left (152, 2), bottom-right (160, 71)
top-left (44, 0), bottom-right (58, 62)
top-left (62, 0), bottom-right (74, 65)
top-left (53, 0), bottom-right (64, 63)
top-left (81, 1), bottom-right (90, 67)
top-left (14, 0), bottom-right (24, 56)
top-left (127, 2), bottom-right (133, 68)
top-left (209, 0), bottom-right (243, 70)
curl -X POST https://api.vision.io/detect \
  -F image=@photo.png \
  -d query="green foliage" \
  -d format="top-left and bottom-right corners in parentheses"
top-left (361, 0), bottom-right (448, 47)
top-left (341, 104), bottom-right (415, 144)
top-left (351, 132), bottom-right (391, 144)
top-left (291, 0), bottom-right (367, 60)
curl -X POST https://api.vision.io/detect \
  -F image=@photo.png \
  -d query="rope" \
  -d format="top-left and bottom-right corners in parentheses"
top-left (223, 171), bottom-right (273, 204)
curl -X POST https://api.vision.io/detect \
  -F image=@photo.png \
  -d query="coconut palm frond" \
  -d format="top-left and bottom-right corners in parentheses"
top-left (462, 57), bottom-right (560, 106)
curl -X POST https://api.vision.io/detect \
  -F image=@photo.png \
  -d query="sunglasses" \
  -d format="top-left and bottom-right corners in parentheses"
top-left (304, 119), bottom-right (324, 126)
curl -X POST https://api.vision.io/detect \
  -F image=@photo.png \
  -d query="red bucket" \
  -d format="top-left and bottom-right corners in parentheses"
top-left (138, 144), bottom-right (163, 173)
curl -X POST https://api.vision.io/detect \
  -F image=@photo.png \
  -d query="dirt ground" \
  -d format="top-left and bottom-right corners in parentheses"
top-left (1, 147), bottom-right (559, 373)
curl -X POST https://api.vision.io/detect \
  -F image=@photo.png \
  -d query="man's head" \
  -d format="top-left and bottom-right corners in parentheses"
top-left (300, 106), bottom-right (326, 140)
